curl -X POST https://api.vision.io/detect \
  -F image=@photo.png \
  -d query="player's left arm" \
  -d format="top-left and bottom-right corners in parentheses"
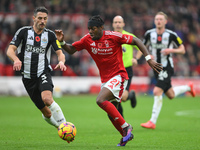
top-left (54, 49), bottom-right (67, 71)
top-left (161, 44), bottom-right (185, 55)
top-left (161, 34), bottom-right (185, 55)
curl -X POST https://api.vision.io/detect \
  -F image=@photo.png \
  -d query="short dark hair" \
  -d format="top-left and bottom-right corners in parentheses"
top-left (88, 15), bottom-right (104, 27)
top-left (34, 6), bottom-right (48, 16)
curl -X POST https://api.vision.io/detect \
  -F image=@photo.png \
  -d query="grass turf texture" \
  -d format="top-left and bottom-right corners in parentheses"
top-left (0, 94), bottom-right (199, 150)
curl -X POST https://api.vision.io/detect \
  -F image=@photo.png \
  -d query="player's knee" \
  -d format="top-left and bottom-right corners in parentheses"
top-left (168, 95), bottom-right (175, 100)
top-left (43, 112), bottom-right (51, 118)
top-left (96, 97), bottom-right (103, 105)
top-left (41, 107), bottom-right (52, 118)
top-left (42, 95), bottom-right (53, 106)
top-left (121, 97), bottom-right (126, 102)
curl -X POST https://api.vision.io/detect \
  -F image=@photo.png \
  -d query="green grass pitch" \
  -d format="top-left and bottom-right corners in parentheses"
top-left (0, 94), bottom-right (199, 150)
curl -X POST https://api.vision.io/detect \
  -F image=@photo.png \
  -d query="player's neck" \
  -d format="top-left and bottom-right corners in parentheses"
top-left (156, 27), bottom-right (165, 35)
top-left (115, 29), bottom-right (123, 33)
top-left (33, 26), bottom-right (43, 35)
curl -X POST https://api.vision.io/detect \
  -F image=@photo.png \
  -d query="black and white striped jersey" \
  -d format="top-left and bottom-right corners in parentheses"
top-left (143, 28), bottom-right (183, 70)
top-left (10, 26), bottom-right (61, 79)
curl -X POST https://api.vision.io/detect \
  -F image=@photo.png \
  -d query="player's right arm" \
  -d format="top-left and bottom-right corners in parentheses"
top-left (6, 45), bottom-right (22, 71)
top-left (55, 29), bottom-right (77, 54)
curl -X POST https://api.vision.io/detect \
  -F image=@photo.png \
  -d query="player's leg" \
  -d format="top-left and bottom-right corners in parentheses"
top-left (22, 78), bottom-right (59, 127)
top-left (127, 90), bottom-right (137, 108)
top-left (123, 68), bottom-right (137, 108)
top-left (39, 72), bottom-right (66, 126)
top-left (96, 75), bottom-right (133, 146)
top-left (41, 90), bottom-right (66, 125)
top-left (118, 103), bottom-right (124, 117)
top-left (41, 106), bottom-right (59, 127)
top-left (108, 101), bottom-right (123, 136)
top-left (141, 86), bottom-right (163, 129)
top-left (166, 83), bottom-right (195, 99)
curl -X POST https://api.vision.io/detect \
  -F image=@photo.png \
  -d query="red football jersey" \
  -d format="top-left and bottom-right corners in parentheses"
top-left (72, 30), bottom-right (133, 83)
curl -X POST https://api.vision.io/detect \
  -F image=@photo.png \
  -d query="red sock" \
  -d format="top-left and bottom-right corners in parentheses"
top-left (98, 101), bottom-right (125, 127)
top-left (109, 116), bottom-right (123, 136)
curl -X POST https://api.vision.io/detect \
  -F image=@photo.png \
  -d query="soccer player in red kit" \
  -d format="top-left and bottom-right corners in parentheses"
top-left (55, 15), bottom-right (162, 146)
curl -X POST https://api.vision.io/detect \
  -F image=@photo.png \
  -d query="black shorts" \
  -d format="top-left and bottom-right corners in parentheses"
top-left (22, 70), bottom-right (54, 109)
top-left (155, 68), bottom-right (173, 93)
top-left (125, 66), bottom-right (133, 91)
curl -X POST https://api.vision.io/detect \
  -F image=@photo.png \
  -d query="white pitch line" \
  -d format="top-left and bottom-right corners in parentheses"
top-left (175, 110), bottom-right (200, 118)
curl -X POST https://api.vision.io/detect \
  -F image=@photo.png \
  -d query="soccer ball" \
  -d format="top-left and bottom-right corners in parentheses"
top-left (58, 122), bottom-right (77, 142)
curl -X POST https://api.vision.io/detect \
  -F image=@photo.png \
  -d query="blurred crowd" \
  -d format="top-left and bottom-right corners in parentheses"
top-left (0, 0), bottom-right (199, 77)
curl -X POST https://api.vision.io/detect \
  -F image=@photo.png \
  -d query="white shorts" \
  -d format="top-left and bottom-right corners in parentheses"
top-left (101, 75), bottom-right (128, 102)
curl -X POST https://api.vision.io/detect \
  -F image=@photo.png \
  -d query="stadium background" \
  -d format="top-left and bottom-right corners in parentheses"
top-left (0, 0), bottom-right (199, 96)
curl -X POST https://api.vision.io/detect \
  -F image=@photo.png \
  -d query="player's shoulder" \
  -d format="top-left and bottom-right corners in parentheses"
top-left (80, 33), bottom-right (91, 41)
top-left (44, 28), bottom-right (56, 35)
top-left (165, 29), bottom-right (177, 36)
top-left (105, 30), bottom-right (123, 38)
top-left (122, 30), bottom-right (133, 35)
top-left (16, 26), bottom-right (32, 33)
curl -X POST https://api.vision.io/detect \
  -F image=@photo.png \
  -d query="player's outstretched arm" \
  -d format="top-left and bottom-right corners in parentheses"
top-left (55, 30), bottom-right (77, 55)
top-left (161, 44), bottom-right (185, 55)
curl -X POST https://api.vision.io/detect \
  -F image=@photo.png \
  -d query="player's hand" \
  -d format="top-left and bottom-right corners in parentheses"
top-left (13, 60), bottom-right (22, 71)
top-left (132, 58), bottom-right (138, 66)
top-left (54, 61), bottom-right (67, 71)
top-left (55, 30), bottom-right (64, 42)
top-left (147, 59), bottom-right (163, 74)
top-left (161, 49), bottom-right (173, 55)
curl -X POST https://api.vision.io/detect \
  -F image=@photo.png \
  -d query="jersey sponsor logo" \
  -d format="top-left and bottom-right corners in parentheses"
top-left (35, 36), bottom-right (40, 42)
top-left (151, 43), bottom-right (168, 49)
top-left (90, 42), bottom-right (96, 46)
top-left (26, 44), bottom-right (45, 54)
top-left (91, 47), bottom-right (113, 55)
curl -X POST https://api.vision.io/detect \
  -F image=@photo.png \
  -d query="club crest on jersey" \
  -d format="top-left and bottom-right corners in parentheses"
top-left (42, 37), bottom-right (47, 44)
top-left (104, 40), bottom-right (109, 47)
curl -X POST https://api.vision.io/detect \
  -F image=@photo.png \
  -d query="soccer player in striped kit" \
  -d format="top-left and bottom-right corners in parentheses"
top-left (141, 12), bottom-right (196, 129)
top-left (55, 15), bottom-right (162, 146)
top-left (7, 7), bottom-right (67, 129)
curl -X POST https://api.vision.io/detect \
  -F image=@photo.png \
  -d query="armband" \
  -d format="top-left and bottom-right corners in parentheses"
top-left (60, 41), bottom-right (66, 46)
top-left (145, 55), bottom-right (151, 61)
